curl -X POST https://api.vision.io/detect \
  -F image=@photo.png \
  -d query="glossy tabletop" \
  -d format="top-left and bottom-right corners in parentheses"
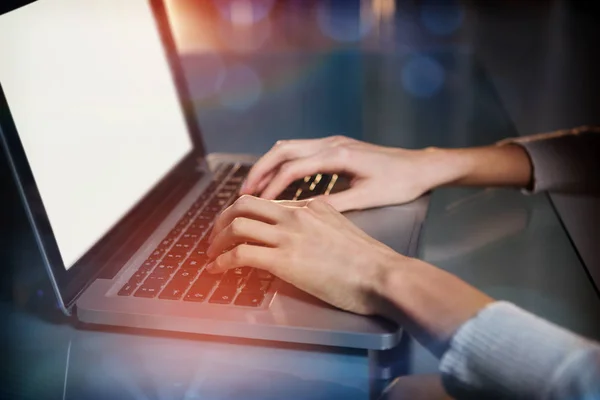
top-left (2, 1), bottom-right (600, 399)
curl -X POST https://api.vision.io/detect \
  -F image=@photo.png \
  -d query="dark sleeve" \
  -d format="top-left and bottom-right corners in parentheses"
top-left (498, 126), bottom-right (600, 194)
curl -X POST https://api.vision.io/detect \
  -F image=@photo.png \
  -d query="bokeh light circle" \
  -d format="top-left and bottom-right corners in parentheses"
top-left (185, 53), bottom-right (225, 100)
top-left (420, 0), bottom-right (464, 36)
top-left (316, 2), bottom-right (374, 43)
top-left (218, 17), bottom-right (272, 53)
top-left (401, 55), bottom-right (446, 98)
top-left (217, 64), bottom-right (262, 110)
top-left (212, 0), bottom-right (276, 26)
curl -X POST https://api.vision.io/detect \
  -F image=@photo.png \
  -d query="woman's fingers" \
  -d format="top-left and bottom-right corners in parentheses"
top-left (252, 170), bottom-right (275, 195)
top-left (259, 148), bottom-right (350, 200)
top-left (209, 195), bottom-right (285, 241)
top-left (206, 244), bottom-right (275, 274)
top-left (240, 138), bottom-right (332, 195)
top-left (207, 217), bottom-right (280, 259)
top-left (315, 188), bottom-right (364, 212)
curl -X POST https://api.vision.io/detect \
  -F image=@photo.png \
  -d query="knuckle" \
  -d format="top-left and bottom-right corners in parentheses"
top-left (236, 194), bottom-right (254, 206)
top-left (234, 195), bottom-right (254, 212)
top-left (287, 206), bottom-right (304, 221)
top-left (330, 135), bottom-right (346, 142)
top-left (307, 198), bottom-right (327, 211)
top-left (334, 145), bottom-right (351, 161)
top-left (279, 163), bottom-right (296, 178)
top-left (230, 217), bottom-right (245, 235)
top-left (213, 255), bottom-right (223, 270)
top-left (231, 245), bottom-right (247, 264)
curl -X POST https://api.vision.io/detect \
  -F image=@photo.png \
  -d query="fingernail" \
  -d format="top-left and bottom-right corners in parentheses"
top-left (240, 180), bottom-right (248, 193)
top-left (205, 262), bottom-right (215, 272)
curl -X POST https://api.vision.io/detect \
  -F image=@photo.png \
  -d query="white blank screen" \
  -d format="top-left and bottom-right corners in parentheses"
top-left (0, 0), bottom-right (193, 269)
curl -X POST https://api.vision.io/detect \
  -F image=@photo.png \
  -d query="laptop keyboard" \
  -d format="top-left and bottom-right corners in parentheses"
top-left (117, 164), bottom-right (336, 307)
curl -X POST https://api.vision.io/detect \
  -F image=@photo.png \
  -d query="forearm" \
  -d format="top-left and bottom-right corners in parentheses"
top-left (421, 144), bottom-right (533, 190)
top-left (372, 256), bottom-right (493, 358)
top-left (421, 127), bottom-right (600, 194)
top-left (370, 256), bottom-right (600, 399)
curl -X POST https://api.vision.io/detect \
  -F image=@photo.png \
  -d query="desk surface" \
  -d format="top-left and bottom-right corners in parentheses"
top-left (2, 42), bottom-right (600, 400)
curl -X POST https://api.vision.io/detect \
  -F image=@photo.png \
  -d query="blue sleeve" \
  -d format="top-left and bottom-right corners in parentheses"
top-left (439, 301), bottom-right (600, 399)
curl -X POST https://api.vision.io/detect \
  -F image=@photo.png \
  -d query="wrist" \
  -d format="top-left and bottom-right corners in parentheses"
top-left (367, 251), bottom-right (417, 321)
top-left (417, 147), bottom-right (473, 189)
top-left (368, 252), bottom-right (494, 356)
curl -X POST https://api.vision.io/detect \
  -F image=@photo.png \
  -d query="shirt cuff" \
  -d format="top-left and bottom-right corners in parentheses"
top-left (439, 301), bottom-right (594, 399)
top-left (497, 126), bottom-right (600, 194)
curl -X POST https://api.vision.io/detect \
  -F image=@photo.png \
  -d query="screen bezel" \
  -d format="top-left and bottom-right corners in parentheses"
top-left (0, 0), bottom-right (208, 313)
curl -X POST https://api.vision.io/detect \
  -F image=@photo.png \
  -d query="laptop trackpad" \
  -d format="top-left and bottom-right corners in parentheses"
top-left (344, 205), bottom-right (418, 256)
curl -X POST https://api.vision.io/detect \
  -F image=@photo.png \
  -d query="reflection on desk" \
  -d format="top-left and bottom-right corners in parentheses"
top-left (3, 302), bottom-right (368, 400)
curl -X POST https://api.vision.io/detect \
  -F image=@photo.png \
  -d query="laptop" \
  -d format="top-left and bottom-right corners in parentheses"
top-left (0, 0), bottom-right (429, 350)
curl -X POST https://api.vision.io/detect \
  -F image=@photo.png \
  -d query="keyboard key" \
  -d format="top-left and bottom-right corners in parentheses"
top-left (180, 232), bottom-right (202, 242)
top-left (175, 217), bottom-right (191, 230)
top-left (144, 275), bottom-right (169, 287)
top-left (195, 213), bottom-right (213, 221)
top-left (148, 247), bottom-right (166, 260)
top-left (256, 270), bottom-right (275, 281)
top-left (181, 258), bottom-right (205, 269)
top-left (243, 279), bottom-right (271, 293)
top-left (134, 285), bottom-right (161, 298)
top-left (189, 218), bottom-right (209, 230)
top-left (232, 164), bottom-right (251, 178)
top-left (219, 275), bottom-right (242, 287)
top-left (172, 268), bottom-right (199, 283)
top-left (193, 241), bottom-right (209, 253)
top-left (154, 262), bottom-right (178, 274)
top-left (190, 200), bottom-right (203, 211)
top-left (234, 291), bottom-right (265, 307)
top-left (313, 174), bottom-right (332, 194)
top-left (128, 269), bottom-right (151, 285)
top-left (140, 259), bottom-right (158, 271)
top-left (216, 164), bottom-right (235, 180)
top-left (177, 235), bottom-right (197, 246)
top-left (183, 209), bottom-right (198, 219)
top-left (171, 224), bottom-right (186, 234)
top-left (206, 180), bottom-right (219, 190)
top-left (185, 227), bottom-right (206, 236)
top-left (199, 269), bottom-right (224, 281)
top-left (203, 204), bottom-right (223, 214)
top-left (228, 175), bottom-right (244, 184)
top-left (215, 190), bottom-right (234, 199)
top-left (188, 256), bottom-right (210, 268)
top-left (184, 279), bottom-right (216, 302)
top-left (157, 238), bottom-right (175, 251)
top-left (158, 281), bottom-right (188, 300)
top-left (209, 285), bottom-right (237, 304)
top-left (296, 189), bottom-right (313, 200)
top-left (229, 266), bottom-right (252, 278)
top-left (276, 187), bottom-right (297, 200)
top-left (172, 241), bottom-right (193, 252)
top-left (213, 196), bottom-right (230, 206)
top-left (163, 251), bottom-right (186, 263)
top-left (118, 282), bottom-right (137, 296)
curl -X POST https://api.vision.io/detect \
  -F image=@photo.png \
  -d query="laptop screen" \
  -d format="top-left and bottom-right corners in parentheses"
top-left (0, 0), bottom-right (193, 270)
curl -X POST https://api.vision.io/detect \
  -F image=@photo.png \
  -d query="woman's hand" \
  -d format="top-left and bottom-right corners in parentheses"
top-left (239, 136), bottom-right (461, 212)
top-left (207, 195), bottom-right (493, 356)
top-left (206, 195), bottom-right (403, 315)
